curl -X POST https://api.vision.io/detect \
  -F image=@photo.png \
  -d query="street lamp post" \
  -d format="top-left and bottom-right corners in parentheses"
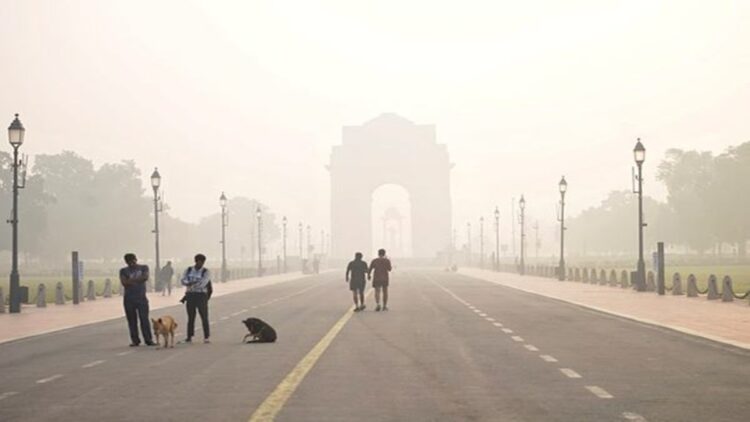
top-left (7, 114), bottom-right (25, 313)
top-left (256, 206), bottom-right (263, 277)
top-left (282, 216), bottom-right (288, 273)
top-left (220, 192), bottom-right (228, 282)
top-left (466, 222), bottom-right (472, 266)
top-left (479, 217), bottom-right (484, 269)
top-left (150, 168), bottom-right (162, 291)
top-left (519, 195), bottom-right (526, 275)
top-left (633, 139), bottom-right (647, 291)
top-left (306, 225), bottom-right (312, 259)
top-left (558, 177), bottom-right (567, 281)
top-left (494, 207), bottom-right (500, 271)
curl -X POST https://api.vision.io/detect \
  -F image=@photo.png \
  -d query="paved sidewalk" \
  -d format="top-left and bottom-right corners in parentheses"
top-left (0, 272), bottom-right (312, 344)
top-left (459, 268), bottom-right (750, 350)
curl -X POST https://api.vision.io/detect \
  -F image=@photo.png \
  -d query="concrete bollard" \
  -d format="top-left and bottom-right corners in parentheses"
top-left (609, 270), bottom-right (618, 287)
top-left (646, 271), bottom-right (656, 292)
top-left (568, 268), bottom-right (573, 280)
top-left (687, 274), bottom-right (699, 297)
top-left (672, 273), bottom-right (683, 296)
top-left (55, 282), bottom-right (66, 305)
top-left (86, 280), bottom-right (96, 301)
top-left (103, 278), bottom-right (112, 298)
top-left (0, 287), bottom-right (5, 313)
top-left (599, 269), bottom-right (607, 286)
top-left (590, 269), bottom-right (598, 283)
top-left (721, 276), bottom-right (734, 302)
top-left (620, 270), bottom-right (629, 288)
top-left (36, 284), bottom-right (47, 308)
top-left (574, 268), bottom-right (581, 282)
top-left (582, 268), bottom-right (590, 283)
top-left (707, 275), bottom-right (720, 300)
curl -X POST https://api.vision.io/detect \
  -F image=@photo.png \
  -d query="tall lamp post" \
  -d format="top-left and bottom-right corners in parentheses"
top-left (150, 168), bottom-right (162, 290)
top-left (479, 216), bottom-right (485, 269)
top-left (219, 192), bottom-right (228, 282)
top-left (298, 222), bottom-right (303, 266)
top-left (466, 222), bottom-right (472, 266)
top-left (7, 114), bottom-right (25, 313)
top-left (558, 177), bottom-right (567, 281)
top-left (256, 206), bottom-right (263, 277)
top-left (494, 207), bottom-right (500, 271)
top-left (519, 195), bottom-right (526, 275)
top-left (306, 225), bottom-right (312, 259)
top-left (282, 216), bottom-right (288, 273)
top-left (633, 139), bottom-right (647, 291)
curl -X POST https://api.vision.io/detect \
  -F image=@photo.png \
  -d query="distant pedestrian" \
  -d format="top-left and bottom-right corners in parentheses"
top-left (119, 253), bottom-right (155, 347)
top-left (180, 254), bottom-right (212, 344)
top-left (369, 249), bottom-right (392, 311)
top-left (346, 252), bottom-right (369, 311)
top-left (160, 261), bottom-right (174, 296)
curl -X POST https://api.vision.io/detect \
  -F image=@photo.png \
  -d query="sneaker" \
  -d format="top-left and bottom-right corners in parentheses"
top-left (129, 343), bottom-right (140, 347)
top-left (375, 305), bottom-right (381, 312)
top-left (360, 304), bottom-right (366, 311)
top-left (382, 306), bottom-right (389, 311)
top-left (353, 306), bottom-right (361, 312)
top-left (181, 338), bottom-right (192, 344)
top-left (203, 338), bottom-right (211, 344)
top-left (145, 341), bottom-right (157, 346)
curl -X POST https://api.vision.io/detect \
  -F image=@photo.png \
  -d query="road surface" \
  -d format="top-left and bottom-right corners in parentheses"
top-left (0, 270), bottom-right (748, 421)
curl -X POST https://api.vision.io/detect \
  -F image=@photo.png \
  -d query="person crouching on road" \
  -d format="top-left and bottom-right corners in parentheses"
top-left (181, 254), bottom-right (212, 344)
top-left (346, 252), bottom-right (369, 311)
top-left (119, 253), bottom-right (155, 347)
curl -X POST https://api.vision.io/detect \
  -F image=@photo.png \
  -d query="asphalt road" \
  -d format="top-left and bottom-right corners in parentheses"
top-left (0, 270), bottom-right (749, 421)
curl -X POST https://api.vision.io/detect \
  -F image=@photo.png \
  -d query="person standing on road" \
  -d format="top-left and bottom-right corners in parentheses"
top-left (160, 261), bottom-right (174, 296)
top-left (369, 249), bottom-right (392, 312)
top-left (119, 253), bottom-right (155, 347)
top-left (346, 252), bottom-right (369, 311)
top-left (181, 254), bottom-right (212, 344)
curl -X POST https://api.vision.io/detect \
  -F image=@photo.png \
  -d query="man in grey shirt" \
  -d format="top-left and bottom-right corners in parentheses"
top-left (180, 253), bottom-right (212, 343)
top-left (119, 253), bottom-right (155, 347)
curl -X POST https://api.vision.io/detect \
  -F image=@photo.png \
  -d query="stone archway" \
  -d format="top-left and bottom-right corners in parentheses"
top-left (329, 113), bottom-right (452, 258)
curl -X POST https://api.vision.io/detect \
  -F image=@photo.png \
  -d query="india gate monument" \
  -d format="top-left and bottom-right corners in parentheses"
top-left (329, 113), bottom-right (453, 259)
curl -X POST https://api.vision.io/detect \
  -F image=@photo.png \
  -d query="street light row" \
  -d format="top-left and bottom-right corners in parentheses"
top-left (466, 138), bottom-right (645, 286)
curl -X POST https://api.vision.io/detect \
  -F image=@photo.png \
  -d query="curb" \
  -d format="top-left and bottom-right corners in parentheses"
top-left (459, 270), bottom-right (750, 352)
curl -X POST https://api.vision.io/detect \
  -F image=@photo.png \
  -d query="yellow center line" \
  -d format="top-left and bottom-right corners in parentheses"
top-left (249, 289), bottom-right (373, 422)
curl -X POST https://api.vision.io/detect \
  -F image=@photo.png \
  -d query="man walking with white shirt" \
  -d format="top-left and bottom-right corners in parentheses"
top-left (181, 253), bottom-right (212, 343)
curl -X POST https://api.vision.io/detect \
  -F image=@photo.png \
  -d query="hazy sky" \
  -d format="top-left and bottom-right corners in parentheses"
top-left (2, 0), bottom-right (749, 251)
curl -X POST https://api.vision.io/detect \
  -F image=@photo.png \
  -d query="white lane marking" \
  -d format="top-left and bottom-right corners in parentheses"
top-left (525, 345), bottom-right (539, 352)
top-left (541, 355), bottom-right (558, 362)
top-left (0, 392), bottom-right (19, 401)
top-left (473, 309), bottom-right (482, 313)
top-left (478, 313), bottom-right (487, 317)
top-left (560, 368), bottom-right (582, 378)
top-left (82, 360), bottom-right (105, 368)
top-left (501, 328), bottom-right (513, 334)
top-left (241, 308), bottom-right (248, 313)
top-left (251, 306), bottom-right (258, 309)
top-left (511, 336), bottom-right (524, 342)
top-left (492, 322), bottom-right (503, 327)
top-left (586, 385), bottom-right (614, 399)
top-left (622, 412), bottom-right (648, 421)
top-left (220, 316), bottom-right (230, 321)
top-left (485, 317), bottom-right (495, 322)
top-left (209, 322), bottom-right (216, 326)
top-left (36, 374), bottom-right (63, 384)
top-left (231, 311), bottom-right (243, 317)
top-left (116, 351), bottom-right (133, 357)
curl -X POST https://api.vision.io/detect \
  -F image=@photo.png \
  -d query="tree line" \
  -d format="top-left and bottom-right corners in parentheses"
top-left (0, 151), bottom-right (281, 270)
top-left (565, 141), bottom-right (750, 258)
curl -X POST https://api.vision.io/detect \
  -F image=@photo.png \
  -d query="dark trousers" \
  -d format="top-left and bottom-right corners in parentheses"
top-left (185, 292), bottom-right (210, 339)
top-left (124, 299), bottom-right (153, 344)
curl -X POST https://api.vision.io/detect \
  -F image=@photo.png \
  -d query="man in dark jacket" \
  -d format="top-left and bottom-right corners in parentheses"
top-left (346, 252), bottom-right (369, 311)
top-left (119, 253), bottom-right (155, 347)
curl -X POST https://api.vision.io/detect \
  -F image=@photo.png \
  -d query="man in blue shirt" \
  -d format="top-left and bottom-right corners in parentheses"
top-left (119, 253), bottom-right (155, 347)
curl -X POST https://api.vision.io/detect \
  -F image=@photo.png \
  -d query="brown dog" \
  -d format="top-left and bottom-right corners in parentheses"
top-left (151, 316), bottom-right (178, 348)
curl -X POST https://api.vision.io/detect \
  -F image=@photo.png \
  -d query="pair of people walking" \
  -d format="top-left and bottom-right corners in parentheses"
top-left (346, 249), bottom-right (392, 312)
top-left (119, 253), bottom-right (213, 346)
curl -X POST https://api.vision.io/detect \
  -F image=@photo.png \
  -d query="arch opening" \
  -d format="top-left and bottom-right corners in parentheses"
top-left (371, 184), bottom-right (412, 258)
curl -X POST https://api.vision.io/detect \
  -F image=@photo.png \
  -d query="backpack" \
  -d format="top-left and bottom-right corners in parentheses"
top-left (185, 267), bottom-right (212, 299)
